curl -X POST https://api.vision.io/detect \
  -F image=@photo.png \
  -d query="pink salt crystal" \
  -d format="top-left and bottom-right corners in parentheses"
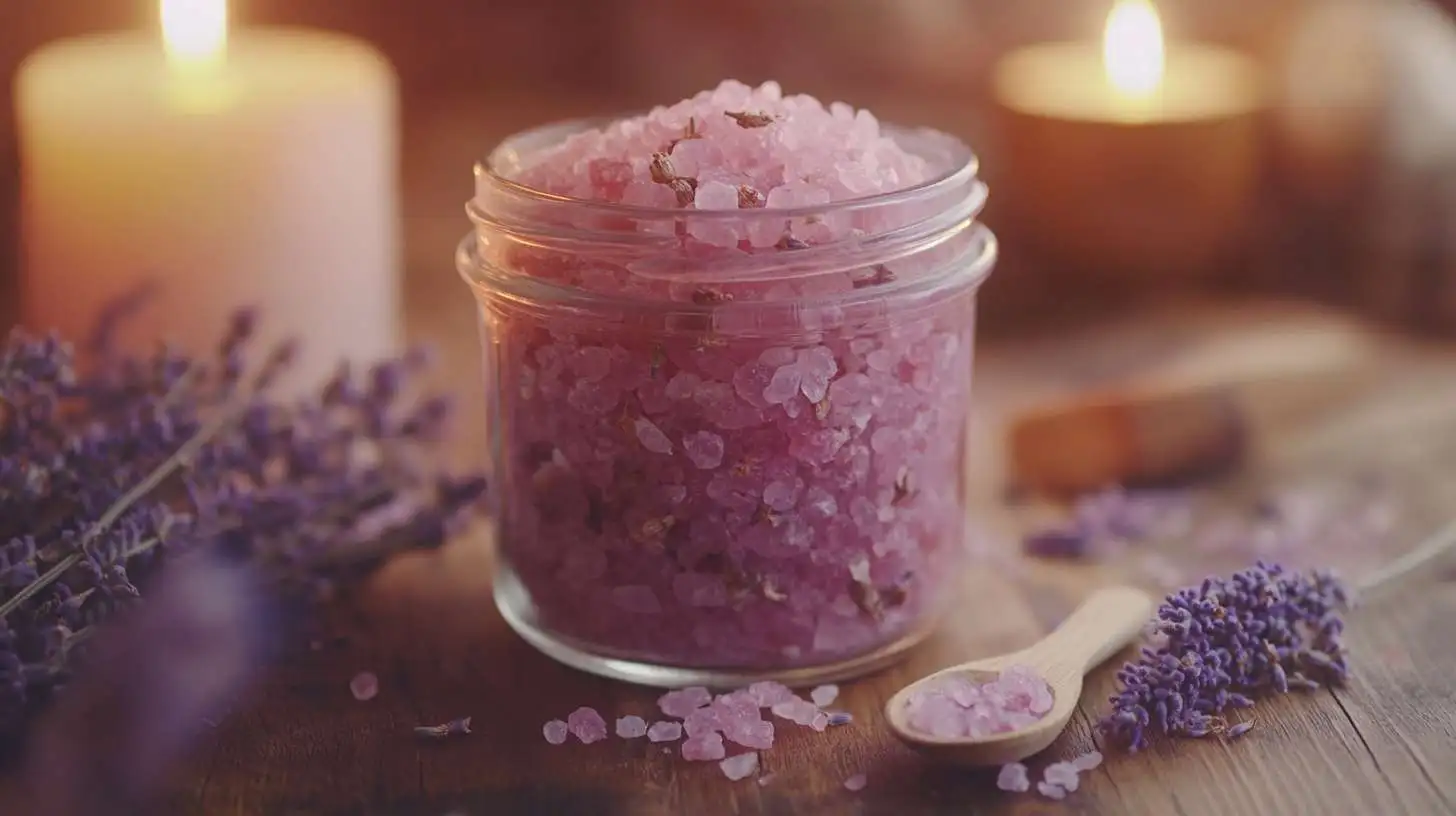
top-left (349, 671), bottom-right (379, 702)
top-left (616, 715), bottom-right (649, 739)
top-left (810, 684), bottom-right (840, 707)
top-left (647, 721), bottom-right (684, 742)
top-left (1037, 781), bottom-right (1067, 800)
top-left (746, 681), bottom-right (796, 708)
top-left (543, 720), bottom-right (569, 745)
top-left (683, 706), bottom-right (721, 737)
top-left (1072, 750), bottom-right (1103, 772)
top-left (726, 719), bottom-right (775, 750)
top-left (843, 774), bottom-right (868, 792)
top-left (682, 430), bottom-right (725, 470)
top-left (1044, 761), bottom-right (1080, 792)
top-left (659, 687), bottom-right (712, 718)
top-left (719, 752), bottom-right (760, 781)
top-left (901, 668), bottom-right (1055, 740)
top-left (633, 418), bottom-right (674, 454)
top-left (567, 707), bottom-right (609, 744)
top-left (611, 585), bottom-right (662, 614)
top-left (682, 732), bottom-right (727, 761)
top-left (770, 698), bottom-right (821, 726)
top-left (996, 763), bottom-right (1030, 793)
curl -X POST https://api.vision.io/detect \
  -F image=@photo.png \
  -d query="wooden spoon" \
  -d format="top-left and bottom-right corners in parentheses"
top-left (885, 586), bottom-right (1154, 766)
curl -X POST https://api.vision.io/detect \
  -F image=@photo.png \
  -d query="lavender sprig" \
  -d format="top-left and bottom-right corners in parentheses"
top-left (1098, 561), bottom-right (1348, 751)
top-left (0, 296), bottom-right (488, 749)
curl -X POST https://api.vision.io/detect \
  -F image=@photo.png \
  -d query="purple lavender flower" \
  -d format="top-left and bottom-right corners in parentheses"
top-left (1098, 561), bottom-right (1348, 751)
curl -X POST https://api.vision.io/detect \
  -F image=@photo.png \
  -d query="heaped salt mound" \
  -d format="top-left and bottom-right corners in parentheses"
top-left (509, 80), bottom-right (933, 208)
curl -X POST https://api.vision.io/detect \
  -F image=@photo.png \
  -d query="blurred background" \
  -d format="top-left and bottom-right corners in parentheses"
top-left (4, 0), bottom-right (1456, 342)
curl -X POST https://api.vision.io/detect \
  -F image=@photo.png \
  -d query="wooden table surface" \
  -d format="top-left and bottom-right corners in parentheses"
top-left (6, 94), bottom-right (1456, 816)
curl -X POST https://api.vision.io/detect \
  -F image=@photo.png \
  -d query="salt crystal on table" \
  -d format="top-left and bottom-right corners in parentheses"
top-left (616, 715), bottom-right (649, 739)
top-left (770, 698), bottom-right (821, 726)
top-left (843, 774), bottom-right (868, 792)
top-left (683, 707), bottom-right (721, 737)
top-left (719, 752), bottom-right (760, 781)
top-left (349, 671), bottom-right (378, 701)
top-left (647, 721), bottom-right (684, 742)
top-left (682, 732), bottom-right (726, 761)
top-left (1043, 761), bottom-right (1080, 792)
top-left (1071, 750), bottom-right (1103, 772)
top-left (659, 687), bottom-right (713, 718)
top-left (810, 684), bottom-right (840, 707)
top-left (567, 707), bottom-right (609, 744)
top-left (543, 720), bottom-right (569, 745)
top-left (996, 763), bottom-right (1030, 793)
top-left (747, 681), bottom-right (796, 708)
top-left (1037, 781), bottom-right (1067, 800)
top-left (726, 719), bottom-right (775, 750)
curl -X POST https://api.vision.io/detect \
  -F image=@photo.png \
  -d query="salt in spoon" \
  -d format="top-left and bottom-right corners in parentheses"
top-left (885, 585), bottom-right (1154, 766)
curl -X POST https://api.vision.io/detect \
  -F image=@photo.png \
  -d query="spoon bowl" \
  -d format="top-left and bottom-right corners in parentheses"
top-left (885, 586), bottom-right (1154, 766)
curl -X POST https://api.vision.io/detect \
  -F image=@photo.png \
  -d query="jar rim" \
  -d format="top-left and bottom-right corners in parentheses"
top-left (469, 116), bottom-right (981, 224)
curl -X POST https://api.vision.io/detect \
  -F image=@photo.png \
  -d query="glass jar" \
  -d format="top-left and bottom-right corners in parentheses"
top-left (458, 118), bottom-right (996, 687)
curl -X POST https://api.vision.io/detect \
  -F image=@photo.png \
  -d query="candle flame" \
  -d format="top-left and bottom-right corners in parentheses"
top-left (161, 0), bottom-right (228, 71)
top-left (1103, 0), bottom-right (1165, 98)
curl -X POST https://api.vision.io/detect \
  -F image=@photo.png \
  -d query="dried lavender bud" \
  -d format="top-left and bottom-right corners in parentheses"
top-left (668, 178), bottom-right (697, 207)
top-left (725, 110), bottom-right (775, 128)
top-left (415, 717), bottom-right (472, 739)
top-left (1098, 562), bottom-right (1348, 752)
top-left (649, 152), bottom-right (677, 185)
top-left (1225, 720), bottom-right (1254, 739)
top-left (737, 185), bottom-right (767, 209)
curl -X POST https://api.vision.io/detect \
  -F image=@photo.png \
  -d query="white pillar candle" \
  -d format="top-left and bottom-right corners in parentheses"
top-left (16, 0), bottom-right (401, 391)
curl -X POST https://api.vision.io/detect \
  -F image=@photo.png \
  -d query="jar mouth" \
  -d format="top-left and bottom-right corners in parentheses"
top-left (470, 116), bottom-right (982, 224)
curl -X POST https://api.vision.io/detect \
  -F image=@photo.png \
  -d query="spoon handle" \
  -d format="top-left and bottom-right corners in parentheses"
top-left (1035, 586), bottom-right (1155, 679)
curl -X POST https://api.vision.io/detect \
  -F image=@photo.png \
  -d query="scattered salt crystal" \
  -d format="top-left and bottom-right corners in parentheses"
top-left (659, 686), bottom-right (713, 718)
top-left (1071, 750), bottom-right (1103, 772)
top-left (682, 732), bottom-right (727, 761)
top-left (810, 684), bottom-right (840, 707)
top-left (616, 715), bottom-right (649, 739)
top-left (543, 719), bottom-right (569, 745)
top-left (567, 707), bottom-right (609, 744)
top-left (726, 719), bottom-right (775, 750)
top-left (996, 763), bottom-right (1030, 793)
top-left (1043, 761), bottom-right (1080, 792)
top-left (1226, 721), bottom-right (1255, 739)
top-left (843, 773), bottom-right (868, 792)
top-left (634, 418), bottom-right (674, 454)
top-left (719, 752), bottom-right (760, 781)
top-left (683, 706), bottom-right (721, 737)
top-left (349, 671), bottom-right (378, 702)
top-left (770, 698), bottom-right (822, 726)
top-left (648, 721), bottom-right (684, 742)
top-left (746, 681), bottom-right (796, 708)
top-left (682, 431), bottom-right (726, 470)
top-left (1037, 781), bottom-right (1067, 800)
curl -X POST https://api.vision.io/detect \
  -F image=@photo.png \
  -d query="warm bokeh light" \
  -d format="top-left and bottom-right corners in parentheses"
top-left (161, 0), bottom-right (228, 71)
top-left (1103, 0), bottom-right (1165, 98)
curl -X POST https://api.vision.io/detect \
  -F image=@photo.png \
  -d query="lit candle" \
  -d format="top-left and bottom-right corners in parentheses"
top-left (17, 0), bottom-right (401, 389)
top-left (989, 0), bottom-right (1265, 281)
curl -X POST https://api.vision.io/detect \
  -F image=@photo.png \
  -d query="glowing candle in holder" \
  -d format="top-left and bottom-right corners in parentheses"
top-left (17, 0), bottom-right (401, 389)
top-left (990, 0), bottom-right (1265, 282)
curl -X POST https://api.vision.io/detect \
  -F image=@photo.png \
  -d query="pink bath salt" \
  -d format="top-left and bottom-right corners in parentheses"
top-left (720, 752), bottom-right (760, 781)
top-left (843, 774), bottom-right (868, 792)
top-left (1037, 781), bottom-right (1067, 800)
top-left (901, 668), bottom-right (1055, 740)
top-left (508, 80), bottom-right (933, 209)
top-left (616, 715), bottom-right (649, 739)
top-left (647, 721), bottom-right (684, 742)
top-left (543, 719), bottom-right (569, 745)
top-left (658, 687), bottom-right (713, 718)
top-left (682, 731), bottom-right (727, 761)
top-left (809, 684), bottom-right (840, 707)
top-left (567, 707), bottom-right (609, 744)
top-left (1072, 750), bottom-right (1104, 772)
top-left (746, 681), bottom-right (797, 708)
top-left (996, 763), bottom-right (1030, 793)
top-left (481, 80), bottom-right (979, 672)
top-left (683, 706), bottom-right (722, 737)
top-left (1043, 762), bottom-right (1080, 792)
top-left (725, 719), bottom-right (775, 750)
top-left (349, 671), bottom-right (379, 702)
top-left (770, 698), bottom-right (822, 727)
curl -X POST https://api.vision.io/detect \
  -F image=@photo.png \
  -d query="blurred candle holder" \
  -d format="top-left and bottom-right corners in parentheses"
top-left (989, 0), bottom-right (1265, 285)
top-left (17, 0), bottom-right (401, 390)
